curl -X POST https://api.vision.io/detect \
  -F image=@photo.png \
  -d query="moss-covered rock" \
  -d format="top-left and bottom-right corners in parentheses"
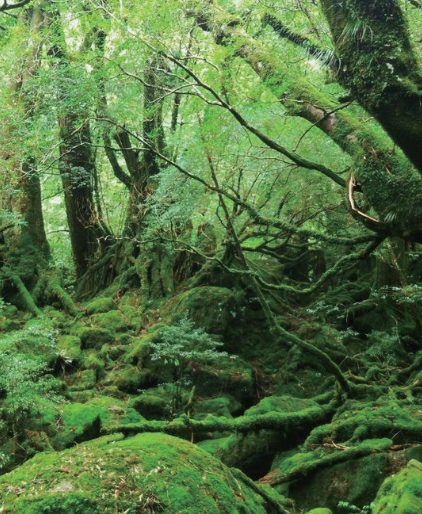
top-left (0, 317), bottom-right (20, 332)
top-left (0, 433), bottom-right (286, 514)
top-left (83, 351), bottom-right (106, 379)
top-left (74, 326), bottom-right (115, 350)
top-left (128, 387), bottom-right (174, 420)
top-left (120, 305), bottom-right (143, 332)
top-left (304, 398), bottom-right (422, 447)
top-left (161, 286), bottom-right (240, 336)
top-left (66, 369), bottom-right (97, 391)
top-left (216, 395), bottom-right (323, 478)
top-left (91, 310), bottom-right (128, 332)
top-left (85, 297), bottom-right (117, 315)
top-left (103, 364), bottom-right (155, 393)
top-left (372, 459), bottom-right (422, 514)
top-left (193, 358), bottom-right (255, 404)
top-left (85, 396), bottom-right (145, 427)
top-left (194, 395), bottom-right (243, 420)
top-left (58, 335), bottom-right (82, 364)
top-left (57, 403), bottom-right (102, 448)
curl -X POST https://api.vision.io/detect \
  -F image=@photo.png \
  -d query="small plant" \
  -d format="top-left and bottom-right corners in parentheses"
top-left (0, 353), bottom-right (62, 426)
top-left (149, 318), bottom-right (236, 414)
top-left (365, 329), bottom-right (402, 367)
top-left (0, 295), bottom-right (9, 316)
top-left (0, 318), bottom-right (63, 463)
top-left (338, 501), bottom-right (374, 513)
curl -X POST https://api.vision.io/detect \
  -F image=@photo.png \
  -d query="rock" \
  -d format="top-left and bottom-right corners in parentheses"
top-left (104, 364), bottom-right (154, 393)
top-left (128, 387), bottom-right (174, 420)
top-left (91, 310), bottom-right (128, 332)
top-left (57, 403), bottom-right (102, 448)
top-left (0, 433), bottom-right (287, 514)
top-left (161, 286), bottom-right (240, 335)
top-left (85, 297), bottom-right (117, 315)
top-left (58, 335), bottom-right (82, 364)
top-left (77, 327), bottom-right (114, 349)
top-left (216, 395), bottom-right (321, 479)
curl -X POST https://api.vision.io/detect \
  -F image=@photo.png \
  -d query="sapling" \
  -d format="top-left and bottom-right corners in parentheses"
top-left (149, 318), bottom-right (236, 415)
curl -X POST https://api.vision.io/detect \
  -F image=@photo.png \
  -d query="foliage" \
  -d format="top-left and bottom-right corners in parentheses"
top-left (0, 354), bottom-right (62, 426)
top-left (0, 318), bottom-right (63, 449)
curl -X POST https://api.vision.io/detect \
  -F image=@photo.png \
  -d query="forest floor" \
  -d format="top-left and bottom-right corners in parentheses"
top-left (0, 282), bottom-right (421, 514)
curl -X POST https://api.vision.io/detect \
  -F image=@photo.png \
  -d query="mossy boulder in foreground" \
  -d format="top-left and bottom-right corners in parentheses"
top-left (0, 433), bottom-right (286, 514)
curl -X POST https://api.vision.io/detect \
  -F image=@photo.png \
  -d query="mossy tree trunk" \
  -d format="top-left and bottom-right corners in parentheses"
top-left (0, 5), bottom-right (80, 316)
top-left (320, 0), bottom-right (422, 175)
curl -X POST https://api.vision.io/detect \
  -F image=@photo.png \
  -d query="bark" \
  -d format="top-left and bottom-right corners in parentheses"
top-left (58, 111), bottom-right (109, 277)
top-left (19, 160), bottom-right (51, 263)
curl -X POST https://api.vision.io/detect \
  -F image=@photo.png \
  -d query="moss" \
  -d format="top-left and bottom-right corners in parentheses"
top-left (83, 352), bottom-right (106, 379)
top-left (161, 286), bottom-right (240, 336)
top-left (124, 323), bottom-right (169, 366)
top-left (84, 396), bottom-right (145, 428)
top-left (43, 308), bottom-right (67, 324)
top-left (120, 305), bottom-right (143, 331)
top-left (0, 318), bottom-right (21, 332)
top-left (0, 433), bottom-right (283, 514)
top-left (103, 364), bottom-right (154, 393)
top-left (57, 403), bottom-right (102, 448)
top-left (128, 388), bottom-right (173, 420)
top-left (67, 369), bottom-right (97, 391)
top-left (197, 437), bottom-right (229, 455)
top-left (372, 460), bottom-right (422, 514)
top-left (58, 335), bottom-right (82, 364)
top-left (91, 310), bottom-right (128, 332)
top-left (306, 510), bottom-right (333, 514)
top-left (216, 395), bottom-right (323, 478)
top-left (2, 304), bottom-right (18, 318)
top-left (84, 297), bottom-right (117, 315)
top-left (194, 396), bottom-right (242, 420)
top-left (271, 437), bottom-right (422, 513)
top-left (72, 326), bottom-right (115, 350)
top-left (304, 398), bottom-right (422, 448)
top-left (193, 358), bottom-right (255, 404)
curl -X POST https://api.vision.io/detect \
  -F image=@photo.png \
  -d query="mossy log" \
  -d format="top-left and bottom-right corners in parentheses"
top-left (102, 400), bottom-right (337, 437)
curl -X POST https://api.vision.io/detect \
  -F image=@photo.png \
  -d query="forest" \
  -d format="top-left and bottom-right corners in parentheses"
top-left (0, 0), bottom-right (422, 512)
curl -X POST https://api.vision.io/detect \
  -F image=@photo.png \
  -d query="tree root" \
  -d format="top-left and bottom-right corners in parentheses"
top-left (1, 266), bottom-right (42, 316)
top-left (46, 272), bottom-right (81, 317)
